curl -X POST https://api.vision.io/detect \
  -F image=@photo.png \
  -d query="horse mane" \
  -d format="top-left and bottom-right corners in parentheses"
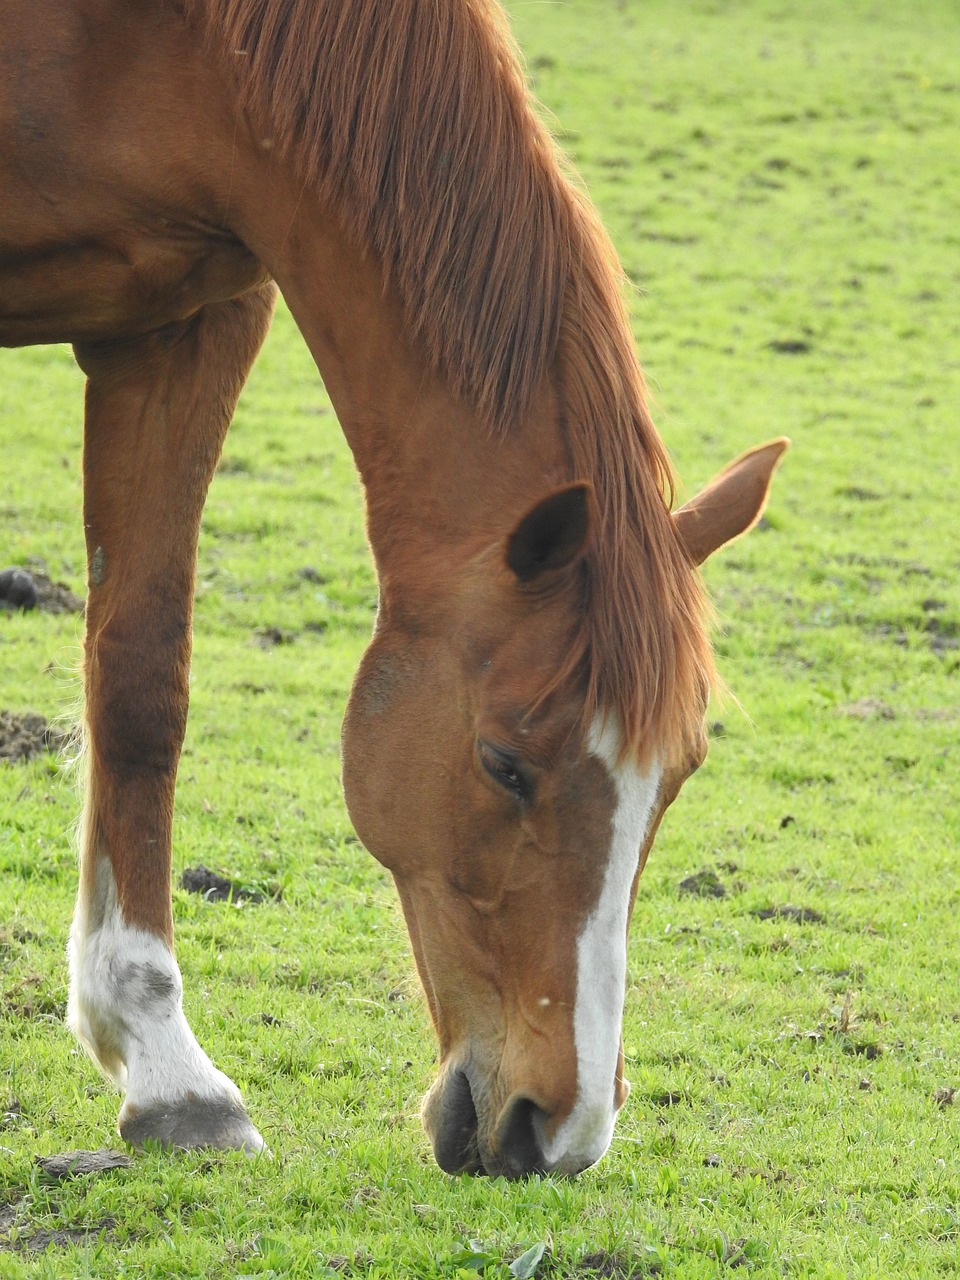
top-left (184, 0), bottom-right (715, 762)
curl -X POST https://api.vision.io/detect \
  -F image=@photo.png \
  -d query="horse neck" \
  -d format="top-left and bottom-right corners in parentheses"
top-left (234, 171), bottom-right (571, 597)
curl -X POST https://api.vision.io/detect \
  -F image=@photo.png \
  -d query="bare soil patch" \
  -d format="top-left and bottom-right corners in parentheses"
top-left (678, 869), bottom-right (726, 898)
top-left (0, 566), bottom-right (83, 614)
top-left (752, 904), bottom-right (825, 924)
top-left (179, 864), bottom-right (273, 903)
top-left (0, 1214), bottom-right (117, 1254)
top-left (765, 337), bottom-right (811, 354)
top-left (0, 711), bottom-right (70, 763)
top-left (253, 625), bottom-right (297, 648)
top-left (577, 1253), bottom-right (649, 1278)
top-left (35, 1150), bottom-right (132, 1180)
top-left (839, 698), bottom-right (895, 720)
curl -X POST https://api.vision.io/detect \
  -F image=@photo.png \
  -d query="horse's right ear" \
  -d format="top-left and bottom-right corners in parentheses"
top-left (673, 438), bottom-right (789, 566)
top-left (505, 483), bottom-right (593, 583)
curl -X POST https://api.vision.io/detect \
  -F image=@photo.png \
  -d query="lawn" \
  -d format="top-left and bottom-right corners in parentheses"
top-left (2, 0), bottom-right (959, 1275)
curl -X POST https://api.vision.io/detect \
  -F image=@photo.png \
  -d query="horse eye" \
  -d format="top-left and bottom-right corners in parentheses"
top-left (478, 741), bottom-right (531, 802)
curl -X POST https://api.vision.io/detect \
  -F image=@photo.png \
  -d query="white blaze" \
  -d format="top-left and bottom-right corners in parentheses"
top-left (540, 720), bottom-right (661, 1173)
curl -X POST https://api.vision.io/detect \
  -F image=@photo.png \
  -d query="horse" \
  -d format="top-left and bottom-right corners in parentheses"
top-left (0, 0), bottom-right (786, 1178)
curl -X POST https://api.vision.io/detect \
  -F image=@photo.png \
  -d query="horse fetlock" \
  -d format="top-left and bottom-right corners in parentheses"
top-left (69, 866), bottom-right (261, 1150)
top-left (67, 984), bottom-right (128, 1090)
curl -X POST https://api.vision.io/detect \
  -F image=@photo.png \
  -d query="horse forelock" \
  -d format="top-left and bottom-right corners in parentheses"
top-left (184, 0), bottom-right (715, 763)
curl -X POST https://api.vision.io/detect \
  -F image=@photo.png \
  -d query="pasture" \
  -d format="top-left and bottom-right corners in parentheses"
top-left (2, 0), bottom-right (958, 1273)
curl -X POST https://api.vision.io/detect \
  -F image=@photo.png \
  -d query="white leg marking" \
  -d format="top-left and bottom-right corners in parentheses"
top-left (68, 858), bottom-right (245, 1119)
top-left (540, 720), bottom-right (661, 1173)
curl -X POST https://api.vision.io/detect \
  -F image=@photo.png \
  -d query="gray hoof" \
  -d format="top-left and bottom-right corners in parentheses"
top-left (119, 1097), bottom-right (265, 1154)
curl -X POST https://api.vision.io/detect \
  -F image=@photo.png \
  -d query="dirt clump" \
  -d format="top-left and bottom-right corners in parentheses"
top-left (679, 869), bottom-right (726, 898)
top-left (0, 566), bottom-right (83, 614)
top-left (179, 864), bottom-right (271, 904)
top-left (0, 1215), bottom-right (117, 1254)
top-left (35, 1150), bottom-right (132, 1180)
top-left (753, 904), bottom-right (825, 924)
top-left (0, 711), bottom-right (71, 763)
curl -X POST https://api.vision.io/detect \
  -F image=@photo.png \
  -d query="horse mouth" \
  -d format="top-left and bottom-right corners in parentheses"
top-left (424, 1068), bottom-right (554, 1179)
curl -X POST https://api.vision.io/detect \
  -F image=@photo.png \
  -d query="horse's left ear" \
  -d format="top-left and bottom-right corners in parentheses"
top-left (673, 438), bottom-right (789, 566)
top-left (506, 483), bottom-right (593, 582)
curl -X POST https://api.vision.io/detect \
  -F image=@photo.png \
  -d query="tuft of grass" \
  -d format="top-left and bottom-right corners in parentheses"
top-left (2, 0), bottom-right (959, 1275)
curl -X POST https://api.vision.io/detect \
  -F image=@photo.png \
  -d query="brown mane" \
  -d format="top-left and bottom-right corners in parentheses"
top-left (184, 0), bottom-right (714, 761)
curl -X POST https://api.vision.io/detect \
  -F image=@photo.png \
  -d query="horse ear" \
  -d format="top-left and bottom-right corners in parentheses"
top-left (506, 483), bottom-right (593, 582)
top-left (673, 438), bottom-right (789, 567)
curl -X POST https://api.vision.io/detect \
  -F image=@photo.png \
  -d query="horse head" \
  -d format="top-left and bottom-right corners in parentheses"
top-left (342, 439), bottom-right (787, 1177)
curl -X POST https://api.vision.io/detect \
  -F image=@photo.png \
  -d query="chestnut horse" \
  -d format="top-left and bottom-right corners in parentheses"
top-left (0, 0), bottom-right (786, 1176)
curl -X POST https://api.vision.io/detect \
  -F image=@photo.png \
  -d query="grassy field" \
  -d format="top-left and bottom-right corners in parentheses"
top-left (2, 0), bottom-right (959, 1275)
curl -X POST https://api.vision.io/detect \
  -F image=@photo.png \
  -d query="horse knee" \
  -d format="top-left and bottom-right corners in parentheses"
top-left (85, 623), bottom-right (189, 777)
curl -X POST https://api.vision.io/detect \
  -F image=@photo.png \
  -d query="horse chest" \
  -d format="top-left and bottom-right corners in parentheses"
top-left (0, 227), bottom-right (268, 347)
top-left (0, 1), bottom-right (261, 346)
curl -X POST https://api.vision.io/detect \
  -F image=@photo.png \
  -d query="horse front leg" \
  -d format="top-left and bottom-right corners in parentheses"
top-left (68, 284), bottom-right (276, 1152)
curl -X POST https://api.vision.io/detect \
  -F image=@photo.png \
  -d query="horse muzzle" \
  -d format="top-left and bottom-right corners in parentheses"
top-left (421, 1065), bottom-right (599, 1179)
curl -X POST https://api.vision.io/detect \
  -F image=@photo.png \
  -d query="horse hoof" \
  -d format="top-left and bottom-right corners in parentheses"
top-left (119, 1098), bottom-right (266, 1154)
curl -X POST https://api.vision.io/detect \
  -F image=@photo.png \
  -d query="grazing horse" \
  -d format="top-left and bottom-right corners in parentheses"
top-left (0, 0), bottom-right (786, 1177)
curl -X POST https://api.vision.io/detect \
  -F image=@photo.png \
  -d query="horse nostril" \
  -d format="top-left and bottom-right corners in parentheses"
top-left (496, 1095), bottom-right (547, 1178)
top-left (432, 1070), bottom-right (482, 1174)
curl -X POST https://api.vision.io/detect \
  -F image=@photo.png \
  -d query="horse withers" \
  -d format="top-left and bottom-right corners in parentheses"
top-left (0, 0), bottom-right (786, 1176)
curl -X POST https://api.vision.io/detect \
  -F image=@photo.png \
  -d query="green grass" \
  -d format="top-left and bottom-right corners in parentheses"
top-left (2, 0), bottom-right (959, 1275)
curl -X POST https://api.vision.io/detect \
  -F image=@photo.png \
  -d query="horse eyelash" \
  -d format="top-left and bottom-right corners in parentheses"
top-left (478, 741), bottom-right (532, 803)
